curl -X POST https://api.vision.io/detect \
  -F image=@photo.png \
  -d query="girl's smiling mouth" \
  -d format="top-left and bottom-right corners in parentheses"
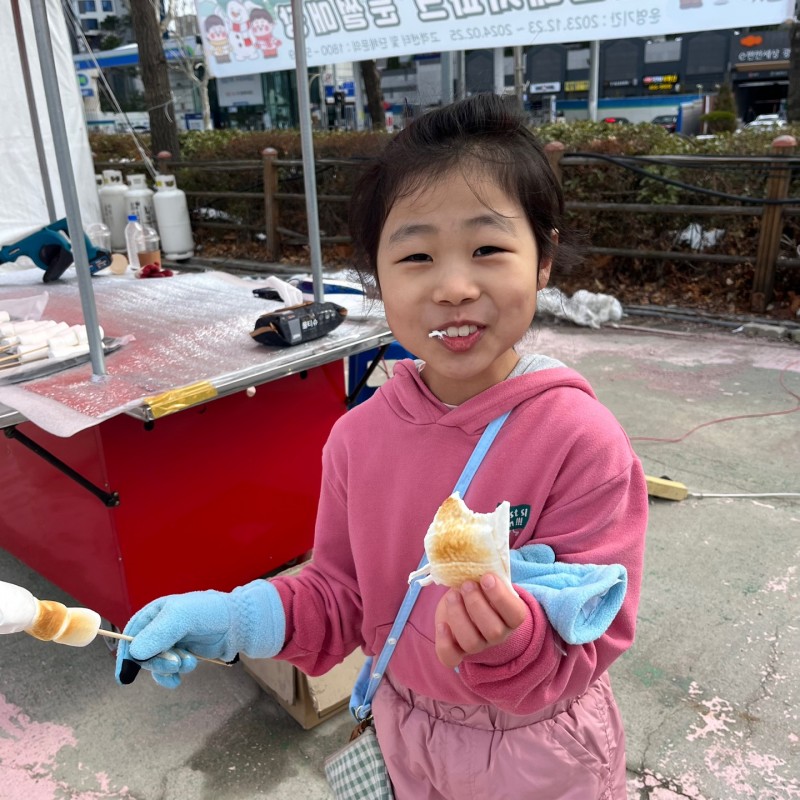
top-left (429, 324), bottom-right (480, 339)
top-left (429, 324), bottom-right (483, 352)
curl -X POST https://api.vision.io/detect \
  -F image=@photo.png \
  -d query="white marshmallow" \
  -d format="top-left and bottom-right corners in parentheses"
top-left (48, 329), bottom-right (79, 349)
top-left (0, 311), bottom-right (10, 323)
top-left (8, 320), bottom-right (55, 336)
top-left (49, 342), bottom-right (90, 360)
top-left (17, 344), bottom-right (49, 363)
top-left (16, 322), bottom-right (66, 346)
top-left (71, 325), bottom-right (104, 345)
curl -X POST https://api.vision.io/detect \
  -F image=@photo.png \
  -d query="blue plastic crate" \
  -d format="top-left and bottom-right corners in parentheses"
top-left (348, 342), bottom-right (414, 406)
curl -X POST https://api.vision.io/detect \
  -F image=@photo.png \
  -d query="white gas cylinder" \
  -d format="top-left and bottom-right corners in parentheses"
top-left (152, 174), bottom-right (194, 260)
top-left (98, 170), bottom-right (129, 251)
top-left (125, 174), bottom-right (157, 232)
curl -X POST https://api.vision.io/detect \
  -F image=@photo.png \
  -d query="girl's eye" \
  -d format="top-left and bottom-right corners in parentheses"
top-left (401, 253), bottom-right (431, 263)
top-left (474, 246), bottom-right (504, 257)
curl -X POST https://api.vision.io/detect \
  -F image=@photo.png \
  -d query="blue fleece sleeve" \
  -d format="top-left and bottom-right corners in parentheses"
top-left (510, 544), bottom-right (627, 645)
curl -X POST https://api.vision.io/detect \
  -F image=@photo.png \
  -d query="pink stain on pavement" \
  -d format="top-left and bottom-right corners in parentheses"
top-left (703, 744), bottom-right (800, 798)
top-left (0, 693), bottom-right (133, 799)
top-left (531, 328), bottom-right (800, 375)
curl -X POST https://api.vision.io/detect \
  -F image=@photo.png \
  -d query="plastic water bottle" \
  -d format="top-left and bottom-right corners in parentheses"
top-left (153, 174), bottom-right (194, 260)
top-left (125, 215), bottom-right (144, 269)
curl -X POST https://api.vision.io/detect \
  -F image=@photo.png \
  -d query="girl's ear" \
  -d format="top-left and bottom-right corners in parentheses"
top-left (536, 229), bottom-right (558, 291)
top-left (537, 257), bottom-right (552, 291)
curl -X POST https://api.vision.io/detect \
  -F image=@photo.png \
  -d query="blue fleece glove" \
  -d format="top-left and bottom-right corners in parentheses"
top-left (115, 579), bottom-right (285, 688)
top-left (510, 544), bottom-right (627, 645)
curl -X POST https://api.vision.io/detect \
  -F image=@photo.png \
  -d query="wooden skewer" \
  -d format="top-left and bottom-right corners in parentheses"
top-left (97, 628), bottom-right (232, 668)
top-left (0, 343), bottom-right (48, 365)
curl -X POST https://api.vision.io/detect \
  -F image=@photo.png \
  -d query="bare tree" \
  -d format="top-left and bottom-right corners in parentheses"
top-left (128, 0), bottom-right (181, 158)
top-left (360, 59), bottom-right (385, 131)
top-left (160, 2), bottom-right (212, 130)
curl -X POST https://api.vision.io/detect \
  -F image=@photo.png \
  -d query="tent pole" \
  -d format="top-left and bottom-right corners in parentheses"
top-left (30, 0), bottom-right (106, 379)
top-left (11, 0), bottom-right (56, 221)
top-left (290, 0), bottom-right (325, 303)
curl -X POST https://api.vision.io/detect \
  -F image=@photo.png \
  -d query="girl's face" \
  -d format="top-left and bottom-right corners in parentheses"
top-left (376, 169), bottom-right (551, 406)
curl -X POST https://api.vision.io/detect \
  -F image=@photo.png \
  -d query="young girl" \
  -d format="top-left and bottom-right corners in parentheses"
top-left (116, 94), bottom-right (648, 800)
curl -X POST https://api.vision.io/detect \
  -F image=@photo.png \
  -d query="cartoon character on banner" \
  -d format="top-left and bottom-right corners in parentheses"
top-left (250, 6), bottom-right (282, 58)
top-left (204, 14), bottom-right (232, 63)
top-left (222, 0), bottom-right (259, 61)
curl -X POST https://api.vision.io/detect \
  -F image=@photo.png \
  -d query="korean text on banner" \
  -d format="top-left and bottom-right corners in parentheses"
top-left (194, 0), bottom-right (794, 79)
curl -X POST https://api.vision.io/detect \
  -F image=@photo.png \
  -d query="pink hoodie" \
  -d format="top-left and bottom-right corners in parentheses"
top-left (272, 359), bottom-right (647, 715)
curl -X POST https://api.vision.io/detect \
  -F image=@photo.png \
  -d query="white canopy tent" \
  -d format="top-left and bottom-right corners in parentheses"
top-left (2, 0), bottom-right (106, 375)
top-left (0, 0), bottom-right (100, 246)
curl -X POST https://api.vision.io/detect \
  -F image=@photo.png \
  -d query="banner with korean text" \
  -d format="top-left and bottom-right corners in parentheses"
top-left (195, 0), bottom-right (794, 79)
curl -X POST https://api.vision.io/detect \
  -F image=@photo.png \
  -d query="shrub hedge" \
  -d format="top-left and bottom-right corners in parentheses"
top-left (90, 121), bottom-right (800, 316)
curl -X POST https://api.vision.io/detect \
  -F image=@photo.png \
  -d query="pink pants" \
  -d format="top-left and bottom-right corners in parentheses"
top-left (372, 671), bottom-right (626, 800)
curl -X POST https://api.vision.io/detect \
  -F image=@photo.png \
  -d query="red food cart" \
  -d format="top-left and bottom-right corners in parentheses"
top-left (0, 269), bottom-right (392, 629)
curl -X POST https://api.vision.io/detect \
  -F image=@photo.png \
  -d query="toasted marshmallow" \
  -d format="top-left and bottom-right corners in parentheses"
top-left (0, 581), bottom-right (101, 647)
top-left (408, 492), bottom-right (516, 594)
top-left (25, 599), bottom-right (101, 647)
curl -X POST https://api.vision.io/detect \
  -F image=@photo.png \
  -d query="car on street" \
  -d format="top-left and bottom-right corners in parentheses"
top-left (651, 114), bottom-right (678, 133)
top-left (601, 116), bottom-right (630, 124)
top-left (742, 114), bottom-right (786, 131)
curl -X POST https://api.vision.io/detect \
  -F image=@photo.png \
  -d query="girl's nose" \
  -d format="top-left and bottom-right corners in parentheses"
top-left (431, 263), bottom-right (481, 305)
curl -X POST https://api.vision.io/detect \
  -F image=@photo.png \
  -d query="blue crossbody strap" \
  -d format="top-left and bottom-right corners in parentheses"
top-left (354, 410), bottom-right (511, 721)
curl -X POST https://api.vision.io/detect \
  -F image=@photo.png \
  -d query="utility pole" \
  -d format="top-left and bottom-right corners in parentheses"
top-left (513, 46), bottom-right (525, 109)
top-left (588, 40), bottom-right (600, 122)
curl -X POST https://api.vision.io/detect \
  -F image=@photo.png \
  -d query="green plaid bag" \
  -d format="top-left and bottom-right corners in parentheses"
top-left (324, 719), bottom-right (394, 799)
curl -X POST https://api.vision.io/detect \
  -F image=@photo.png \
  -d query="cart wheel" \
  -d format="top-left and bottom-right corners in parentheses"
top-left (100, 620), bottom-right (120, 654)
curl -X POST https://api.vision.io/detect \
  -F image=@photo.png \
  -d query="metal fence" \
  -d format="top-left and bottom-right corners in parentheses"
top-left (96, 135), bottom-right (800, 313)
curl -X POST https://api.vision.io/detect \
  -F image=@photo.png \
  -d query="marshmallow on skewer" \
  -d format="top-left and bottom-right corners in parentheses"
top-left (0, 581), bottom-right (100, 646)
top-left (71, 324), bottom-right (104, 345)
top-left (0, 319), bottom-right (56, 338)
top-left (0, 311), bottom-right (10, 323)
top-left (49, 341), bottom-right (90, 360)
top-left (48, 329), bottom-right (79, 348)
top-left (15, 343), bottom-right (49, 363)
top-left (16, 321), bottom-right (68, 346)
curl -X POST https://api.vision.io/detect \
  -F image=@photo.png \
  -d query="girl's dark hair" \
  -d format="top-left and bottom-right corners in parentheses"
top-left (249, 7), bottom-right (274, 22)
top-left (349, 93), bottom-right (583, 291)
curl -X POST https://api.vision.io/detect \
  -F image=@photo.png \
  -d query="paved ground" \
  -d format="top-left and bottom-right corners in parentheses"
top-left (1, 319), bottom-right (798, 800)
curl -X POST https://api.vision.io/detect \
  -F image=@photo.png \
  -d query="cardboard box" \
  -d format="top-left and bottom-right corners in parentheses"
top-left (241, 559), bottom-right (364, 729)
top-left (242, 649), bottom-right (364, 729)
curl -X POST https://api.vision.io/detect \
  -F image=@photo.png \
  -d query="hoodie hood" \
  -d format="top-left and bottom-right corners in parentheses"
top-left (377, 357), bottom-right (597, 435)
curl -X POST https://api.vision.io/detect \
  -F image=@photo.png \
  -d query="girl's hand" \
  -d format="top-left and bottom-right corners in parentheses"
top-left (434, 574), bottom-right (528, 669)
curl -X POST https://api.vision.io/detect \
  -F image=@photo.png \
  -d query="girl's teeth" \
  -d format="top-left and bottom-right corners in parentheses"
top-left (441, 325), bottom-right (478, 338)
